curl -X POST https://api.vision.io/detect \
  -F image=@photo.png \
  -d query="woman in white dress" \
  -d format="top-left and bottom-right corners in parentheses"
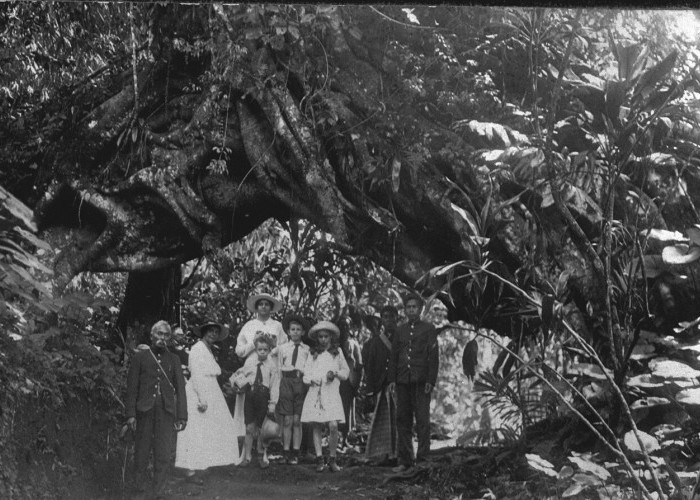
top-left (232, 293), bottom-right (287, 439)
top-left (301, 321), bottom-right (349, 473)
top-left (175, 322), bottom-right (240, 482)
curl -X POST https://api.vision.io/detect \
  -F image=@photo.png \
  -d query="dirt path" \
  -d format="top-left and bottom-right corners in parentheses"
top-left (156, 458), bottom-right (429, 500)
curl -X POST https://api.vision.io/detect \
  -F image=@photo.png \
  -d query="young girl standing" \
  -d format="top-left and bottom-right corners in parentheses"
top-left (301, 321), bottom-right (349, 472)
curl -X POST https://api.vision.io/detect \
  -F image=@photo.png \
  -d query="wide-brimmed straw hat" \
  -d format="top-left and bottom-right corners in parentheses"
top-left (308, 320), bottom-right (341, 341)
top-left (246, 293), bottom-right (284, 314)
top-left (195, 322), bottom-right (229, 342)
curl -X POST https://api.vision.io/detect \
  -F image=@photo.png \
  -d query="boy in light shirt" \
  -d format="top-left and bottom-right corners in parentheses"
top-left (274, 315), bottom-right (310, 464)
top-left (232, 334), bottom-right (280, 468)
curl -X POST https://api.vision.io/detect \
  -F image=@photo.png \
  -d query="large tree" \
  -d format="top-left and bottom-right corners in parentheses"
top-left (3, 4), bottom-right (700, 352)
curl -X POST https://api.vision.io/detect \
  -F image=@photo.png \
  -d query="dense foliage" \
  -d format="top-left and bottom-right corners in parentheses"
top-left (3, 4), bottom-right (700, 499)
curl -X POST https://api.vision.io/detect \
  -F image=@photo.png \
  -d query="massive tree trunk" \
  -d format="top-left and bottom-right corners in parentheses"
top-left (19, 5), bottom-right (694, 342)
top-left (115, 265), bottom-right (181, 348)
top-left (32, 6), bottom-right (486, 305)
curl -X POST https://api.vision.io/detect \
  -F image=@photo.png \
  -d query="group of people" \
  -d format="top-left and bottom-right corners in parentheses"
top-left (125, 291), bottom-right (440, 497)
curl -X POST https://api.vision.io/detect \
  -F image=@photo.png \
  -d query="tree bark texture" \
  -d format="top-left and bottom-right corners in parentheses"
top-left (115, 265), bottom-right (181, 347)
top-left (21, 5), bottom-right (695, 340)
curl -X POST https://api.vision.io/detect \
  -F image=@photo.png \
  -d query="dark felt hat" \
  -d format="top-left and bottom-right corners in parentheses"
top-left (195, 322), bottom-right (229, 342)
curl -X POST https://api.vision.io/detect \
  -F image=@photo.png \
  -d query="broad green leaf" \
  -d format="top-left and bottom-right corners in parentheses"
top-left (630, 397), bottom-right (670, 410)
top-left (569, 456), bottom-right (610, 481)
top-left (562, 483), bottom-right (586, 497)
top-left (13, 226), bottom-right (52, 251)
top-left (433, 260), bottom-right (466, 277)
top-left (568, 363), bottom-right (611, 380)
top-left (629, 343), bottom-right (656, 360)
top-left (627, 374), bottom-right (663, 389)
top-left (623, 430), bottom-right (660, 454)
top-left (604, 80), bottom-right (628, 123)
top-left (0, 185), bottom-right (36, 231)
top-left (450, 203), bottom-right (479, 236)
top-left (525, 453), bottom-right (557, 477)
top-left (644, 152), bottom-right (677, 168)
top-left (676, 387), bottom-right (700, 406)
top-left (640, 228), bottom-right (686, 244)
top-left (662, 244), bottom-right (700, 265)
top-left (633, 50), bottom-right (678, 104)
top-left (615, 43), bottom-right (644, 81)
top-left (650, 359), bottom-right (700, 379)
top-left (571, 472), bottom-right (599, 486)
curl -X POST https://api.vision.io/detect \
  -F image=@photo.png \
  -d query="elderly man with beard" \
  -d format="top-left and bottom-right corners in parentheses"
top-left (126, 320), bottom-right (187, 497)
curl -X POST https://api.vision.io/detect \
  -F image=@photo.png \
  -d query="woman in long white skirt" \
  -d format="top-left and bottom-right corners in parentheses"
top-left (176, 322), bottom-right (240, 482)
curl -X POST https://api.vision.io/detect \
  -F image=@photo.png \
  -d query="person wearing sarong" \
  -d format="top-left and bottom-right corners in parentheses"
top-left (362, 305), bottom-right (398, 464)
top-left (232, 293), bottom-right (287, 444)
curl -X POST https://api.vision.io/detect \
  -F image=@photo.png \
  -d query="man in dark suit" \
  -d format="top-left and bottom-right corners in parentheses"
top-left (387, 294), bottom-right (439, 472)
top-left (126, 320), bottom-right (187, 497)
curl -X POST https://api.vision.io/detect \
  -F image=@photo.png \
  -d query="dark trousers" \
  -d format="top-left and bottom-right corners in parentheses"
top-left (395, 381), bottom-right (431, 466)
top-left (134, 401), bottom-right (175, 492)
top-left (339, 379), bottom-right (355, 438)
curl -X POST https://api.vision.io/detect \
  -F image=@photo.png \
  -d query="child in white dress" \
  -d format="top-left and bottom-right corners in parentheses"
top-left (301, 321), bottom-right (349, 472)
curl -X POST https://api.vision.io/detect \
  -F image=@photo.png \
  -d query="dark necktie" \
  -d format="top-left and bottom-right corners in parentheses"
top-left (254, 362), bottom-right (263, 386)
top-left (291, 344), bottom-right (299, 367)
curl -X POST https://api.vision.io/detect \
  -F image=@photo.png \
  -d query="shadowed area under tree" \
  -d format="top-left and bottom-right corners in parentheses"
top-left (5, 6), bottom-right (700, 499)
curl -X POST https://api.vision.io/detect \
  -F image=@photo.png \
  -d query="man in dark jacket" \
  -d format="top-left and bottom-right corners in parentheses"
top-left (387, 294), bottom-right (439, 472)
top-left (126, 320), bottom-right (187, 496)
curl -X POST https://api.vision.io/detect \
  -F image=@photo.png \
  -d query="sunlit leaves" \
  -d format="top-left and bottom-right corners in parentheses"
top-left (452, 119), bottom-right (530, 149)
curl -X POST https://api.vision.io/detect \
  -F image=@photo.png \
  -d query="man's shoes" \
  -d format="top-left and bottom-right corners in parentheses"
top-left (260, 457), bottom-right (270, 469)
top-left (288, 450), bottom-right (299, 465)
top-left (391, 464), bottom-right (411, 473)
top-left (239, 458), bottom-right (250, 468)
top-left (315, 456), bottom-right (326, 472)
top-left (328, 457), bottom-right (341, 472)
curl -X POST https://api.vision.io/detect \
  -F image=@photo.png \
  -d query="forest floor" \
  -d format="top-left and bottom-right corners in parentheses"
top-left (164, 457), bottom-right (420, 500)
top-left (118, 439), bottom-right (468, 500)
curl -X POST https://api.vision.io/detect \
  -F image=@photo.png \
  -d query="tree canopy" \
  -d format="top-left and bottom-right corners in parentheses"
top-left (4, 3), bottom-right (700, 356)
top-left (4, 5), bottom-right (700, 497)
